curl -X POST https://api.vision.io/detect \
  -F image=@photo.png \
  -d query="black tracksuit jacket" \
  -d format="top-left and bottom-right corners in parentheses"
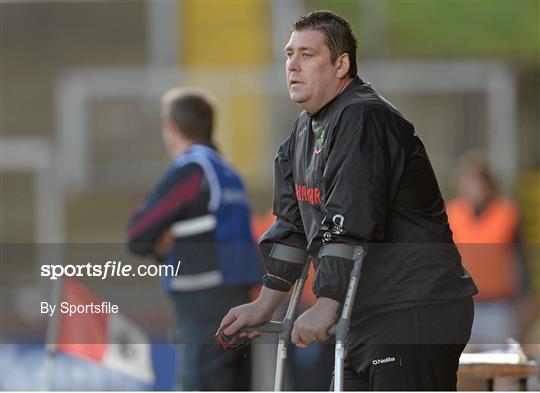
top-left (260, 77), bottom-right (477, 318)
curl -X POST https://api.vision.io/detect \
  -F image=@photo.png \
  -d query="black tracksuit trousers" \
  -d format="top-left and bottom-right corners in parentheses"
top-left (331, 297), bottom-right (474, 391)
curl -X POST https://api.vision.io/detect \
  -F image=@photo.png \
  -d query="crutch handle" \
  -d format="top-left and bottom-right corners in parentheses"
top-left (214, 321), bottom-right (283, 350)
top-left (239, 321), bottom-right (283, 334)
top-left (215, 321), bottom-right (338, 350)
top-left (242, 321), bottom-right (338, 337)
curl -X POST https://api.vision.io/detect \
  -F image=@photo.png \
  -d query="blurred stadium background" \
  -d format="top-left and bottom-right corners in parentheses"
top-left (1, 0), bottom-right (539, 390)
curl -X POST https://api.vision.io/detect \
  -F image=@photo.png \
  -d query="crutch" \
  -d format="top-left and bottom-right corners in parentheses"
top-left (216, 245), bottom-right (366, 392)
top-left (329, 245), bottom-right (365, 392)
top-left (215, 260), bottom-right (311, 390)
top-left (272, 259), bottom-right (311, 390)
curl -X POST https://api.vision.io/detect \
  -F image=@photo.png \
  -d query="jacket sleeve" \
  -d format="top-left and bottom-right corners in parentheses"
top-left (126, 163), bottom-right (205, 256)
top-left (313, 104), bottom-right (408, 302)
top-left (259, 136), bottom-right (309, 292)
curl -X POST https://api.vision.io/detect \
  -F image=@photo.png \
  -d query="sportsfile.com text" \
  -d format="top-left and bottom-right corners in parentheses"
top-left (40, 260), bottom-right (182, 280)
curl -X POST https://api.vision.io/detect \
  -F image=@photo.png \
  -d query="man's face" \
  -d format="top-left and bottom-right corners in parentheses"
top-left (284, 29), bottom-right (341, 114)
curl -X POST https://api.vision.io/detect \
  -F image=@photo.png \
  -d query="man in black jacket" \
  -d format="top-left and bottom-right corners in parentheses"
top-left (220, 11), bottom-right (477, 390)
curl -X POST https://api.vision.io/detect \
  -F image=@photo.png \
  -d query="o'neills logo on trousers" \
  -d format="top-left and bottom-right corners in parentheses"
top-left (295, 184), bottom-right (321, 205)
top-left (372, 357), bottom-right (396, 365)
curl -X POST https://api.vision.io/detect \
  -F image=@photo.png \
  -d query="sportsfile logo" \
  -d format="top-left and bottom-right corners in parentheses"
top-left (41, 260), bottom-right (182, 280)
top-left (372, 356), bottom-right (396, 365)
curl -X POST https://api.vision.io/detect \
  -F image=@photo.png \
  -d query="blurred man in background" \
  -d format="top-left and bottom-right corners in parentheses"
top-left (127, 88), bottom-right (262, 390)
top-left (447, 150), bottom-right (532, 347)
top-left (221, 10), bottom-right (477, 391)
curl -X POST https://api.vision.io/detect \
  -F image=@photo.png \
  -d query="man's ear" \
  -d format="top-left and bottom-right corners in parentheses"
top-left (162, 119), bottom-right (180, 146)
top-left (165, 119), bottom-right (181, 137)
top-left (336, 53), bottom-right (351, 78)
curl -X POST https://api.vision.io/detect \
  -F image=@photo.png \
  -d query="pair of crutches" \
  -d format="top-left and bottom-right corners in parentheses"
top-left (216, 244), bottom-right (366, 392)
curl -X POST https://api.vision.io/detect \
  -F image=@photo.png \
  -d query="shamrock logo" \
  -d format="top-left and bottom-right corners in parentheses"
top-left (314, 129), bottom-right (326, 155)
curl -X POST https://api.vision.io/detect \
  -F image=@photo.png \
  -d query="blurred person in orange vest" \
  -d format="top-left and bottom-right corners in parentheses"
top-left (447, 150), bottom-right (531, 346)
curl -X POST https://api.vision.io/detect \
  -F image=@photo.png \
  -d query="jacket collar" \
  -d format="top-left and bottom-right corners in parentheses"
top-left (307, 76), bottom-right (365, 120)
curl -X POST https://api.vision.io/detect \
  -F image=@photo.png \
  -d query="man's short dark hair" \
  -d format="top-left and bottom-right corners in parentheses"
top-left (292, 10), bottom-right (358, 78)
top-left (161, 88), bottom-right (214, 142)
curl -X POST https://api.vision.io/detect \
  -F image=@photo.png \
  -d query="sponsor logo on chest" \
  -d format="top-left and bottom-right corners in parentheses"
top-left (295, 184), bottom-right (321, 205)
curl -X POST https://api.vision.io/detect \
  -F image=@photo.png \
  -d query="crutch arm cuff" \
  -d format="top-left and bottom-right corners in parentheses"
top-left (270, 243), bottom-right (307, 264)
top-left (318, 243), bottom-right (365, 261)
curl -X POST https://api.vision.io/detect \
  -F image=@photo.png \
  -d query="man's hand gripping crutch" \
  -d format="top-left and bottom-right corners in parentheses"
top-left (216, 254), bottom-right (312, 391)
top-left (216, 244), bottom-right (366, 392)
